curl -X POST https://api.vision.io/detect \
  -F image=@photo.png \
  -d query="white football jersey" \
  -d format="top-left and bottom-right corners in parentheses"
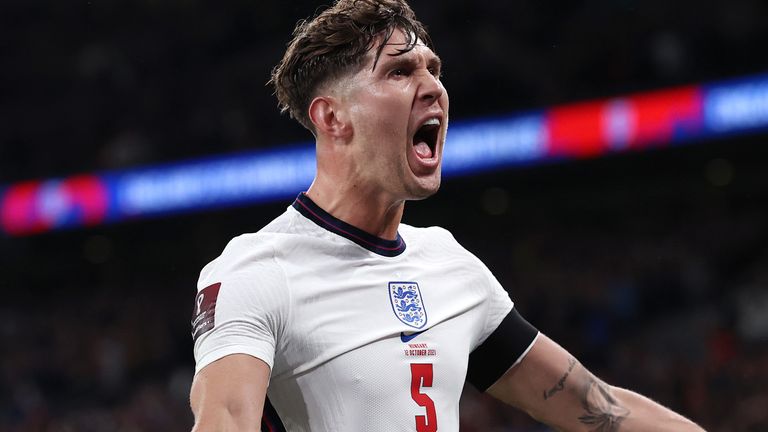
top-left (193, 194), bottom-right (536, 432)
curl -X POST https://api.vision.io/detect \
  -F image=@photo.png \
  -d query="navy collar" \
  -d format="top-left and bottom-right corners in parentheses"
top-left (291, 193), bottom-right (406, 257)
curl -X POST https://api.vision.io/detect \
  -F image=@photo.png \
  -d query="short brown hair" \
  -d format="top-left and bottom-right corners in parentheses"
top-left (270, 0), bottom-right (434, 131)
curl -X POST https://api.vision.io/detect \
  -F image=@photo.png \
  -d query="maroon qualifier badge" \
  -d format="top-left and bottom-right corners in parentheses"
top-left (191, 282), bottom-right (222, 341)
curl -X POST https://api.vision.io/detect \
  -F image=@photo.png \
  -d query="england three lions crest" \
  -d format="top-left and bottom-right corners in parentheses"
top-left (388, 282), bottom-right (427, 329)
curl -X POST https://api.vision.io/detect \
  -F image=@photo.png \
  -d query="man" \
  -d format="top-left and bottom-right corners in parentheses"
top-left (190, 1), bottom-right (705, 430)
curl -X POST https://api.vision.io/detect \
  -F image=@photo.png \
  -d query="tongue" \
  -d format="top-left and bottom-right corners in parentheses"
top-left (414, 141), bottom-right (433, 159)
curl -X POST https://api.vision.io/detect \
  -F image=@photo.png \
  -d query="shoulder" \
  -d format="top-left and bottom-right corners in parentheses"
top-left (197, 233), bottom-right (283, 290)
top-left (399, 223), bottom-right (475, 257)
top-left (197, 211), bottom-right (298, 293)
top-left (401, 223), bottom-right (506, 289)
top-left (400, 223), bottom-right (458, 244)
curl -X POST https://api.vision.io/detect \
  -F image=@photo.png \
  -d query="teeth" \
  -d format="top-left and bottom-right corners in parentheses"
top-left (422, 118), bottom-right (440, 127)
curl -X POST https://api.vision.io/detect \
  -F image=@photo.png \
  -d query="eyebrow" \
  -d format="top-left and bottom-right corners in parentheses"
top-left (377, 49), bottom-right (442, 72)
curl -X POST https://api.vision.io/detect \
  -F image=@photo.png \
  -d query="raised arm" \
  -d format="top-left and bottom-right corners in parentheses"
top-left (190, 354), bottom-right (270, 432)
top-left (486, 334), bottom-right (705, 431)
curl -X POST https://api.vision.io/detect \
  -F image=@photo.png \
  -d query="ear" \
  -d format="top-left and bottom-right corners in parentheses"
top-left (308, 96), bottom-right (352, 139)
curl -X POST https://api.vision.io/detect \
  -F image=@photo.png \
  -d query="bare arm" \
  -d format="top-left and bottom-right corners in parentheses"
top-left (190, 354), bottom-right (271, 432)
top-left (487, 334), bottom-right (706, 431)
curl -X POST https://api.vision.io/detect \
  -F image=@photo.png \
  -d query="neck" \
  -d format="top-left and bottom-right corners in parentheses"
top-left (305, 176), bottom-right (405, 241)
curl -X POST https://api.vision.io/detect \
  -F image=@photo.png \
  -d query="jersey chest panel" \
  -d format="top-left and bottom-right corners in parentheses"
top-left (268, 246), bottom-right (489, 431)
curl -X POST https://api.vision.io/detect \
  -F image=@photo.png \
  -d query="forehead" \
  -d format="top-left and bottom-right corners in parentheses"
top-left (367, 28), bottom-right (439, 69)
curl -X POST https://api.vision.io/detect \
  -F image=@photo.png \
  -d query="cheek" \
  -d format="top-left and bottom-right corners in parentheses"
top-left (352, 96), bottom-right (408, 140)
top-left (440, 89), bottom-right (450, 110)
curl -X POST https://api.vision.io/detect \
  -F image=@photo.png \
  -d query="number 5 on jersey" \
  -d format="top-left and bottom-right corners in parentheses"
top-left (410, 363), bottom-right (437, 432)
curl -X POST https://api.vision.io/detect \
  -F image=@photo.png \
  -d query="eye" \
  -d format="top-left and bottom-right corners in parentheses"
top-left (391, 68), bottom-right (410, 78)
top-left (427, 67), bottom-right (442, 78)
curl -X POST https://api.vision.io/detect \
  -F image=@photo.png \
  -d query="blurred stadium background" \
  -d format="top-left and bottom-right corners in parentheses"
top-left (2, 0), bottom-right (767, 430)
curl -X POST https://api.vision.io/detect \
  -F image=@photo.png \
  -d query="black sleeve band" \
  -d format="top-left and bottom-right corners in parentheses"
top-left (466, 308), bottom-right (539, 391)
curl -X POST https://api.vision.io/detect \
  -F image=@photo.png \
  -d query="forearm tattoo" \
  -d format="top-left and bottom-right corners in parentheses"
top-left (577, 376), bottom-right (630, 432)
top-left (543, 357), bottom-right (577, 400)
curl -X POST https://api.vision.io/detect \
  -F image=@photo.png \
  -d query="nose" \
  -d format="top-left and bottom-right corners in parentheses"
top-left (417, 70), bottom-right (444, 105)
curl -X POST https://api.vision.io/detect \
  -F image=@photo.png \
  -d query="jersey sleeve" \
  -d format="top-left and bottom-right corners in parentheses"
top-left (192, 235), bottom-right (289, 375)
top-left (473, 261), bottom-right (515, 349)
top-left (466, 254), bottom-right (540, 391)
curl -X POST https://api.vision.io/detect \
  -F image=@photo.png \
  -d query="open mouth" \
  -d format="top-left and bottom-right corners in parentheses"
top-left (412, 118), bottom-right (440, 159)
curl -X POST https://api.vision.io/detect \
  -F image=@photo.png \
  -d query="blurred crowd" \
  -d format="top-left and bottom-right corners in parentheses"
top-left (457, 196), bottom-right (768, 431)
top-left (0, 274), bottom-right (194, 431)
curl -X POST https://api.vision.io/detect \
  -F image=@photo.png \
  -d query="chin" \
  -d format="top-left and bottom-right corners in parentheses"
top-left (406, 177), bottom-right (441, 201)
